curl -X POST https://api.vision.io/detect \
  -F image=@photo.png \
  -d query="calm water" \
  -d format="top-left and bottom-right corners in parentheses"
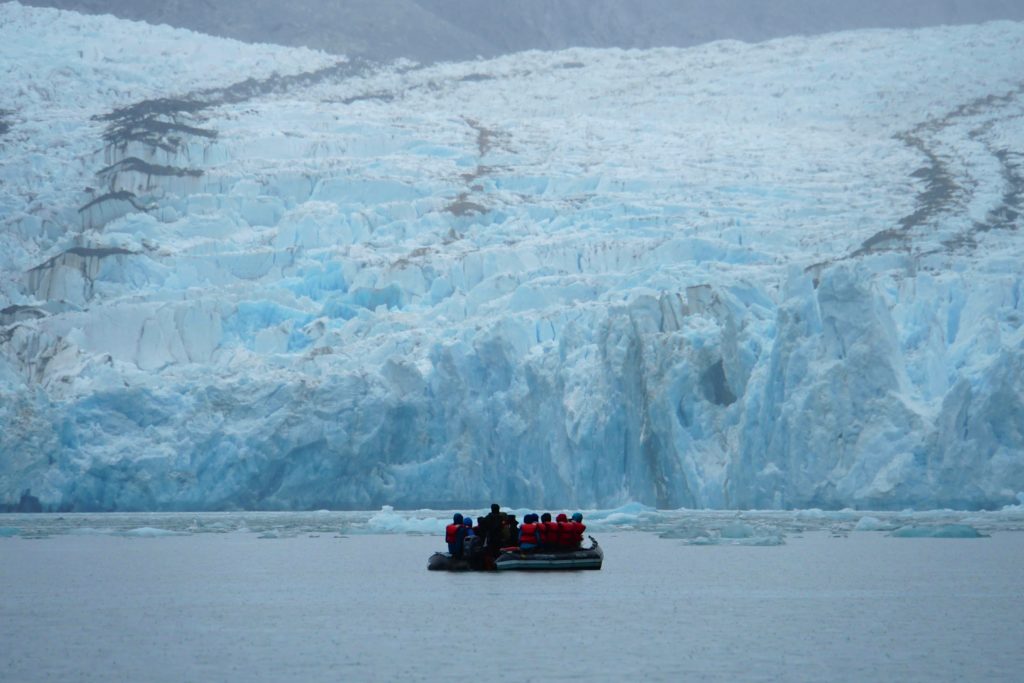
top-left (1, 519), bottom-right (1023, 682)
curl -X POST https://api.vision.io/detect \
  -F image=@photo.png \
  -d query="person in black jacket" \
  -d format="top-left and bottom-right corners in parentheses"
top-left (481, 503), bottom-right (504, 556)
top-left (503, 514), bottom-right (519, 547)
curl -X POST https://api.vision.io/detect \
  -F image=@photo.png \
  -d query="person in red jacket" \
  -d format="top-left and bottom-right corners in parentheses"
top-left (539, 512), bottom-right (560, 550)
top-left (518, 513), bottom-right (541, 550)
top-left (566, 512), bottom-right (586, 548)
top-left (555, 513), bottom-right (572, 548)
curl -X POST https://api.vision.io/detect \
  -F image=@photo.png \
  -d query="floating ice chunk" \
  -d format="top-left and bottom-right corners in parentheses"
top-left (67, 527), bottom-right (116, 536)
top-left (720, 522), bottom-right (755, 539)
top-left (588, 502), bottom-right (659, 528)
top-left (187, 519), bottom-right (235, 533)
top-left (607, 502), bottom-right (658, 516)
top-left (0, 527), bottom-right (21, 537)
top-left (662, 519), bottom-right (785, 545)
top-left (363, 505), bottom-right (445, 535)
top-left (120, 527), bottom-right (185, 537)
top-left (736, 534), bottom-right (786, 546)
top-left (791, 509), bottom-right (860, 521)
top-left (685, 532), bottom-right (786, 546)
top-left (854, 516), bottom-right (898, 531)
top-left (659, 524), bottom-right (713, 540)
top-left (889, 524), bottom-right (987, 538)
top-left (599, 513), bottom-right (643, 527)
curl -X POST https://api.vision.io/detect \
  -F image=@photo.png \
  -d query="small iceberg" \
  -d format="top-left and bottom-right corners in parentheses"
top-left (889, 524), bottom-right (988, 538)
top-left (686, 533), bottom-right (786, 546)
top-left (586, 502), bottom-right (660, 530)
top-left (365, 505), bottom-right (444, 534)
top-left (1000, 492), bottom-right (1024, 512)
top-left (67, 527), bottom-right (116, 536)
top-left (662, 521), bottom-right (785, 545)
top-left (120, 527), bottom-right (185, 537)
top-left (854, 516), bottom-right (899, 532)
top-left (720, 522), bottom-right (756, 539)
top-left (659, 524), bottom-right (713, 541)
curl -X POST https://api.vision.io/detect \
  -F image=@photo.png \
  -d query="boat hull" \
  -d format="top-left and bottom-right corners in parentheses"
top-left (427, 552), bottom-right (473, 571)
top-left (428, 537), bottom-right (603, 571)
top-left (494, 542), bottom-right (603, 570)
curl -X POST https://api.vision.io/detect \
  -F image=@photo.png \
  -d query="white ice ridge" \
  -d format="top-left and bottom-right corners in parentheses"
top-left (1, 2), bottom-right (1022, 511)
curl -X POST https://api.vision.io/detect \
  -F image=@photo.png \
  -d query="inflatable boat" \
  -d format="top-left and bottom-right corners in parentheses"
top-left (428, 536), bottom-right (603, 571)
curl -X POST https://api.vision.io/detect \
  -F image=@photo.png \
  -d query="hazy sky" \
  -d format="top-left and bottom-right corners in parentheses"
top-left (24, 0), bottom-right (1024, 62)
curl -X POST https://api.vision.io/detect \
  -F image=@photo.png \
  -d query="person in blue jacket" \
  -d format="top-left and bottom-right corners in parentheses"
top-left (462, 516), bottom-right (487, 568)
top-left (445, 513), bottom-right (468, 557)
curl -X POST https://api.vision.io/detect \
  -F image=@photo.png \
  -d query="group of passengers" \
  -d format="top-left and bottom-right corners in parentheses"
top-left (444, 503), bottom-right (586, 563)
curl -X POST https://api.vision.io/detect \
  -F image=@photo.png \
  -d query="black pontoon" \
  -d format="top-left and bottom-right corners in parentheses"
top-left (428, 536), bottom-right (603, 571)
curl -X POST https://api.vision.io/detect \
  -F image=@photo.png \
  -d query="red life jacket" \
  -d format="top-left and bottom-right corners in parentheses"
top-left (519, 522), bottom-right (540, 546)
top-left (445, 523), bottom-right (462, 544)
top-left (566, 521), bottom-right (585, 546)
top-left (555, 514), bottom-right (571, 546)
top-left (541, 521), bottom-right (560, 546)
top-left (556, 521), bottom-right (573, 547)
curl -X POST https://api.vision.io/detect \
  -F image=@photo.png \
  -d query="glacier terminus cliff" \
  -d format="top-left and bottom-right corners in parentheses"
top-left (1, 4), bottom-right (1022, 511)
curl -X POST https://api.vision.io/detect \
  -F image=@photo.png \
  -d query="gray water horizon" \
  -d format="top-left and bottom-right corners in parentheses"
top-left (2, 512), bottom-right (1023, 682)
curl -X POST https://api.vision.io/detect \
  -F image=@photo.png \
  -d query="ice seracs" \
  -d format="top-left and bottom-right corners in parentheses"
top-left (1, 3), bottom-right (1022, 511)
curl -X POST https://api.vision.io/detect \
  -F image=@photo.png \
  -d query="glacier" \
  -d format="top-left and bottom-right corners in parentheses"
top-left (1, 2), bottom-right (1023, 511)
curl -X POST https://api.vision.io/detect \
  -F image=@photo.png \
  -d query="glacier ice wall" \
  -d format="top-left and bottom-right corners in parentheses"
top-left (1, 4), bottom-right (1022, 510)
